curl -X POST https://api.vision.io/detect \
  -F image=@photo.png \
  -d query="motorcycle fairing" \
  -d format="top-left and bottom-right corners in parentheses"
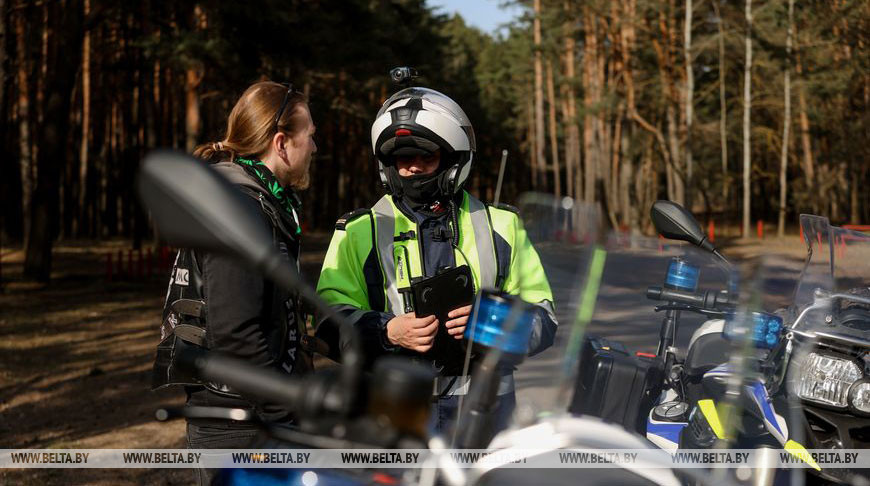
top-left (699, 366), bottom-right (791, 445)
top-left (646, 389), bottom-right (687, 452)
top-left (646, 418), bottom-right (687, 451)
top-left (784, 440), bottom-right (822, 471)
top-left (747, 381), bottom-right (788, 444)
top-left (685, 386), bottom-right (822, 471)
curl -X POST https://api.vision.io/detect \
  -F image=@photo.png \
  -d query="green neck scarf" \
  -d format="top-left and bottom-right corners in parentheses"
top-left (234, 157), bottom-right (302, 236)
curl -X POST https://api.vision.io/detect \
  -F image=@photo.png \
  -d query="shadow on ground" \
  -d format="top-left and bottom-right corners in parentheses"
top-left (0, 236), bottom-right (331, 485)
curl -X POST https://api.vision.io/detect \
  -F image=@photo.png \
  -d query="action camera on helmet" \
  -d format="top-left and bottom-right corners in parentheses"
top-left (390, 66), bottom-right (419, 86)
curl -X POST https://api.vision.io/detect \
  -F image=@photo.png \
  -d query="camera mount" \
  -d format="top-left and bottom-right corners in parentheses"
top-left (390, 66), bottom-right (419, 87)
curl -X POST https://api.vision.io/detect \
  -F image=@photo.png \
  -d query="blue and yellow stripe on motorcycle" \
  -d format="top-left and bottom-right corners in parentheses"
top-left (646, 420), bottom-right (687, 451)
top-left (784, 440), bottom-right (822, 471)
top-left (748, 381), bottom-right (787, 444)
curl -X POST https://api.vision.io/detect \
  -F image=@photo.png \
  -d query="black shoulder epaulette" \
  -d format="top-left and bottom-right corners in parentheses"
top-left (489, 202), bottom-right (520, 215)
top-left (335, 208), bottom-right (371, 230)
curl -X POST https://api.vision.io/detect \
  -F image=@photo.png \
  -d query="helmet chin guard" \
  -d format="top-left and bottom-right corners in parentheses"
top-left (372, 87), bottom-right (475, 197)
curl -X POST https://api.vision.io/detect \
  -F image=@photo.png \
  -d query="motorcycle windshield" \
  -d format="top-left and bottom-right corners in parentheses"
top-left (793, 215), bottom-right (870, 320)
top-left (508, 193), bottom-right (602, 424)
top-left (450, 193), bottom-right (601, 444)
top-left (756, 246), bottom-right (869, 484)
top-left (586, 232), bottom-right (744, 436)
top-left (455, 197), bottom-right (746, 439)
top-left (781, 218), bottom-right (870, 484)
top-left (578, 234), bottom-right (818, 482)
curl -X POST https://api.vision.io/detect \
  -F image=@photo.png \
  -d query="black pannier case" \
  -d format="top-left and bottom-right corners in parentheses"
top-left (570, 336), bottom-right (664, 434)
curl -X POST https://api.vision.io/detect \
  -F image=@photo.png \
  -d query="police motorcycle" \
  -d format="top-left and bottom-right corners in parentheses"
top-left (137, 151), bottom-right (755, 486)
top-left (582, 201), bottom-right (864, 484)
top-left (568, 201), bottom-right (744, 445)
top-left (651, 214), bottom-right (870, 485)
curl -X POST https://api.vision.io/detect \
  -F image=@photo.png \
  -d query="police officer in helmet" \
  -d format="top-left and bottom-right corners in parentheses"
top-left (316, 80), bottom-right (557, 433)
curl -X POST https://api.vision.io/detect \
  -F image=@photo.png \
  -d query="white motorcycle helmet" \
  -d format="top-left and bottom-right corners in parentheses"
top-left (371, 87), bottom-right (476, 198)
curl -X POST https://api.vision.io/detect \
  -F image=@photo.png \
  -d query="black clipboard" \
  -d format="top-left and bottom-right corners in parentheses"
top-left (410, 265), bottom-right (475, 374)
top-left (411, 265), bottom-right (475, 320)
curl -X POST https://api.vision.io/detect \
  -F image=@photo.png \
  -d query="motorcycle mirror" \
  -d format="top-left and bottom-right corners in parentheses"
top-left (136, 149), bottom-right (274, 263)
top-left (650, 200), bottom-right (715, 253)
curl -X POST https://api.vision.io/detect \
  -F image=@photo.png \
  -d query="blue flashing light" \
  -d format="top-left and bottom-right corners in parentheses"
top-left (665, 258), bottom-right (700, 292)
top-left (724, 312), bottom-right (784, 350)
top-left (464, 293), bottom-right (535, 355)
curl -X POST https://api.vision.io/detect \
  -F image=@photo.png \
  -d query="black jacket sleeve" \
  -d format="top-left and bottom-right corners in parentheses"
top-left (316, 306), bottom-right (396, 368)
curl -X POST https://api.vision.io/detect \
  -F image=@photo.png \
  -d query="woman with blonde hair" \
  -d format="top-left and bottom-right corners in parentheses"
top-left (154, 81), bottom-right (317, 485)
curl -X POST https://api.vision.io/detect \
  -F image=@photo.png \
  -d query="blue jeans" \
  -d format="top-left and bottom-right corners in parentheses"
top-left (428, 392), bottom-right (517, 439)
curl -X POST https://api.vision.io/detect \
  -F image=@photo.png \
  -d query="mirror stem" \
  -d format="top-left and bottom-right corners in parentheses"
top-left (260, 252), bottom-right (363, 412)
top-left (712, 248), bottom-right (731, 267)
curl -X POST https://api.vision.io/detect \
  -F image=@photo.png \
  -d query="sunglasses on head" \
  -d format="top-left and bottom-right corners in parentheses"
top-left (273, 82), bottom-right (305, 133)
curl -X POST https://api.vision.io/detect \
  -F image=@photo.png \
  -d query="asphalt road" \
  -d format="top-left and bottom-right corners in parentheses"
top-left (512, 238), bottom-right (806, 416)
top-left (302, 230), bottom-right (807, 420)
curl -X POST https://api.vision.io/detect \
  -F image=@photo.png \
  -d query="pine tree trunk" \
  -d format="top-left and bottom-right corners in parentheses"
top-left (777, 0), bottom-right (793, 237)
top-left (666, 104), bottom-right (682, 204)
top-left (582, 5), bottom-right (598, 204)
top-left (742, 0), bottom-right (752, 237)
top-left (14, 6), bottom-right (32, 250)
top-left (607, 103), bottom-right (623, 228)
top-left (76, 0), bottom-right (90, 237)
top-left (24, 0), bottom-right (83, 281)
top-left (533, 0), bottom-right (546, 191)
top-left (561, 2), bottom-right (577, 200)
top-left (615, 0), bottom-right (635, 228)
top-left (527, 95), bottom-right (537, 189)
top-left (795, 53), bottom-right (815, 206)
top-left (0, 0), bottom-right (4, 119)
top-left (654, 11), bottom-right (683, 206)
top-left (561, 1), bottom-right (581, 201)
top-left (620, 122), bottom-right (633, 228)
top-left (546, 58), bottom-right (561, 198)
top-left (713, 1), bottom-right (728, 206)
top-left (684, 0), bottom-right (694, 209)
top-left (560, 95), bottom-right (573, 198)
top-left (0, 0), bottom-right (15, 244)
top-left (850, 168), bottom-right (859, 223)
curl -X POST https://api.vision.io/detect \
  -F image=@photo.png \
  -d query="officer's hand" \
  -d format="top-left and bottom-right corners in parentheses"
top-left (445, 304), bottom-right (472, 340)
top-left (386, 313), bottom-right (438, 352)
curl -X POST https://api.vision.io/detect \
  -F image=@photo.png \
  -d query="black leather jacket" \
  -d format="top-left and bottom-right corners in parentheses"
top-left (154, 161), bottom-right (309, 424)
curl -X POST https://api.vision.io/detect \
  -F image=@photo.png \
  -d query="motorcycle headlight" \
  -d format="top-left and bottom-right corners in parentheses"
top-left (849, 380), bottom-right (870, 415)
top-left (797, 352), bottom-right (863, 408)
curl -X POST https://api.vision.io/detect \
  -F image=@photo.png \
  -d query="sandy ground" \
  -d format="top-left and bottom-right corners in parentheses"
top-left (0, 233), bottom-right (808, 485)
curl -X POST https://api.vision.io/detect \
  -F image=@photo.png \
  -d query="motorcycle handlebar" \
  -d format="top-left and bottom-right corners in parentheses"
top-left (646, 286), bottom-right (737, 311)
top-left (177, 346), bottom-right (307, 410)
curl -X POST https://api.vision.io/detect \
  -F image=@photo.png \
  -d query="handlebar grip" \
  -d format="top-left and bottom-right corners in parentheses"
top-left (646, 286), bottom-right (703, 306)
top-left (176, 346), bottom-right (304, 408)
top-left (706, 290), bottom-right (738, 309)
top-left (647, 286), bottom-right (737, 311)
